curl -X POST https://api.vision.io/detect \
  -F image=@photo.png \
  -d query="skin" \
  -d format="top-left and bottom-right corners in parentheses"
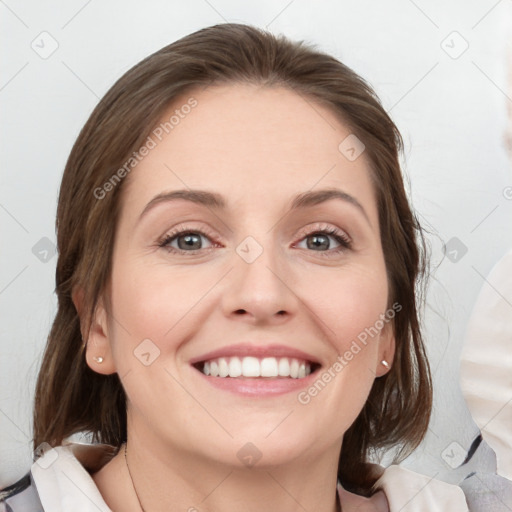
top-left (79, 83), bottom-right (395, 512)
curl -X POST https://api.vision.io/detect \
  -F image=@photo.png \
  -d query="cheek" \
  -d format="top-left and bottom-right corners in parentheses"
top-left (295, 267), bottom-right (389, 424)
top-left (106, 261), bottom-right (210, 420)
top-left (109, 260), bottom-right (215, 353)
top-left (301, 265), bottom-right (389, 350)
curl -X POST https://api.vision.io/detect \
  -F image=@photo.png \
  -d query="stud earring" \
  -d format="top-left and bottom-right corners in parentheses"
top-left (381, 360), bottom-right (390, 369)
top-left (93, 356), bottom-right (104, 364)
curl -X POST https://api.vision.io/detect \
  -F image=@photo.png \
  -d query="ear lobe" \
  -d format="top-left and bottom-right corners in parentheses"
top-left (376, 321), bottom-right (396, 377)
top-left (84, 297), bottom-right (117, 375)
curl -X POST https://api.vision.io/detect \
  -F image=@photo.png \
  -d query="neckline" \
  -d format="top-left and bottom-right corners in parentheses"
top-left (58, 442), bottom-right (390, 511)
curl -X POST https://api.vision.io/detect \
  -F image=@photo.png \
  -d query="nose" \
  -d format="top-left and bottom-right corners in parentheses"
top-left (221, 237), bottom-right (299, 325)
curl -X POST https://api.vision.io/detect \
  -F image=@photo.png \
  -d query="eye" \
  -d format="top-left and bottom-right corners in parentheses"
top-left (157, 222), bottom-right (352, 257)
top-left (294, 224), bottom-right (352, 257)
top-left (157, 224), bottom-right (217, 254)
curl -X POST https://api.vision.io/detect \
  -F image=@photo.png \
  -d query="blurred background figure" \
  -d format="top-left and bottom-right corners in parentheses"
top-left (458, 34), bottom-right (512, 511)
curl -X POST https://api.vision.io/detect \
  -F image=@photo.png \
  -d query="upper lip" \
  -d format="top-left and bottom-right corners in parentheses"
top-left (189, 343), bottom-right (321, 366)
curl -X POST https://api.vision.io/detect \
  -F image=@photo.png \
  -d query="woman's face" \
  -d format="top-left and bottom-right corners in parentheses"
top-left (88, 83), bottom-right (394, 468)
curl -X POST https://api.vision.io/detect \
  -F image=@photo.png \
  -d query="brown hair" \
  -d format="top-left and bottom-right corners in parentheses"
top-left (33, 22), bottom-right (432, 496)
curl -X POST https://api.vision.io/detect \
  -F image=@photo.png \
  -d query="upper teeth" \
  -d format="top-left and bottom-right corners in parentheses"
top-left (201, 357), bottom-right (312, 378)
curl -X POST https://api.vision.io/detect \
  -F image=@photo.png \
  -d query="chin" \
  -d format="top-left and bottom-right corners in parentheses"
top-left (195, 426), bottom-right (321, 469)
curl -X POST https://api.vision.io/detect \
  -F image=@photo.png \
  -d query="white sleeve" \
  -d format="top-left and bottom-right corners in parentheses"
top-left (459, 248), bottom-right (512, 481)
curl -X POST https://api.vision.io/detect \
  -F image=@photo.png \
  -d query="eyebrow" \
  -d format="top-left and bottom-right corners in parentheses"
top-left (138, 188), bottom-right (371, 225)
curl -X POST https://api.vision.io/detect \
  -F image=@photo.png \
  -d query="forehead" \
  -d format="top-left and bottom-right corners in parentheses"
top-left (120, 83), bottom-right (377, 220)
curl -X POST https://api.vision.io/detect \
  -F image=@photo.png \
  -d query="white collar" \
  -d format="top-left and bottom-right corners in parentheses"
top-left (350, 464), bottom-right (469, 511)
top-left (31, 444), bottom-right (112, 511)
top-left (336, 464), bottom-right (469, 511)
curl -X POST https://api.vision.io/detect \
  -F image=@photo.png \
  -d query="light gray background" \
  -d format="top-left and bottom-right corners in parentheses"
top-left (1, 0), bottom-right (512, 487)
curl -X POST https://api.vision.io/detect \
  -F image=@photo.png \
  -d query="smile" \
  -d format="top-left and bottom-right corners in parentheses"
top-left (196, 356), bottom-right (319, 379)
top-left (189, 343), bottom-right (323, 396)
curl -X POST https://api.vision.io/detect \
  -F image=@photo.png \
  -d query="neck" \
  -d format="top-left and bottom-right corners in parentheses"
top-left (94, 428), bottom-right (341, 512)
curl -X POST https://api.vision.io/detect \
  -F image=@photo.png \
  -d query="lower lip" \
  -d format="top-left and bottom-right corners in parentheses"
top-left (192, 366), bottom-right (320, 397)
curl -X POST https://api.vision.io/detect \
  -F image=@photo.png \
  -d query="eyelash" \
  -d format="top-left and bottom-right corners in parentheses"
top-left (157, 223), bottom-right (352, 258)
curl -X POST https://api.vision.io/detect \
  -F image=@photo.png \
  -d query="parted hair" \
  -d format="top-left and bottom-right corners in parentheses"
top-left (33, 22), bottom-right (432, 496)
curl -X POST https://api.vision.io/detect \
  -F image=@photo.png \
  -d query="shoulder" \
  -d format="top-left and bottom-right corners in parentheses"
top-left (337, 464), bottom-right (469, 512)
top-left (6, 444), bottom-right (116, 512)
top-left (375, 464), bottom-right (469, 511)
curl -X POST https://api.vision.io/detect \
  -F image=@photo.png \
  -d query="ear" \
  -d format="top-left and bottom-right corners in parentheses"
top-left (375, 320), bottom-right (396, 378)
top-left (72, 287), bottom-right (116, 375)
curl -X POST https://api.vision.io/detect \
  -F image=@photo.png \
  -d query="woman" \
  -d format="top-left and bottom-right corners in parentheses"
top-left (0, 23), bottom-right (469, 511)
